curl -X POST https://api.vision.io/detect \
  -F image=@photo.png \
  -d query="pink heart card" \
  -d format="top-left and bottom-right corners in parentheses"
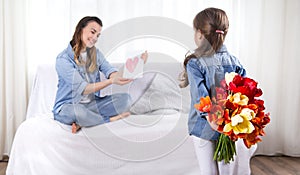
top-left (123, 55), bottom-right (144, 79)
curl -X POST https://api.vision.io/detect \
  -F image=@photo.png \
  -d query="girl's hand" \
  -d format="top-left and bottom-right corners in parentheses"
top-left (205, 115), bottom-right (218, 131)
top-left (141, 50), bottom-right (148, 64)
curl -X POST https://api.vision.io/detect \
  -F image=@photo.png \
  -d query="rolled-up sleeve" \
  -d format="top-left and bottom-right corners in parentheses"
top-left (236, 65), bottom-right (246, 77)
top-left (97, 50), bottom-right (118, 78)
top-left (231, 56), bottom-right (246, 77)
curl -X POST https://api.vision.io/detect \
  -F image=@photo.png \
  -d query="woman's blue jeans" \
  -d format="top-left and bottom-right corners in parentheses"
top-left (54, 93), bottom-right (131, 127)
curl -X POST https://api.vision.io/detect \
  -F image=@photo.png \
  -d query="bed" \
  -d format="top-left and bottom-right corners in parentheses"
top-left (6, 62), bottom-right (201, 175)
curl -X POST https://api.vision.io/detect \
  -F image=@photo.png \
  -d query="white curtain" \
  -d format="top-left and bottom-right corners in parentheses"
top-left (0, 0), bottom-right (29, 159)
top-left (238, 0), bottom-right (300, 156)
top-left (1, 0), bottom-right (300, 158)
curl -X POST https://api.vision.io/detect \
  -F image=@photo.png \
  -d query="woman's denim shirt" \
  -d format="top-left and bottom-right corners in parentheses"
top-left (52, 44), bottom-right (118, 115)
top-left (187, 45), bottom-right (246, 140)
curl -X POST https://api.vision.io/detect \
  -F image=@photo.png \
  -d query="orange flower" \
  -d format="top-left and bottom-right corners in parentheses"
top-left (243, 127), bottom-right (262, 148)
top-left (194, 96), bottom-right (212, 113)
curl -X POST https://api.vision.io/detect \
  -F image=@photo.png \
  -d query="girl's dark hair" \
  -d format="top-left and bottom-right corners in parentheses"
top-left (70, 16), bottom-right (102, 72)
top-left (180, 8), bottom-right (229, 88)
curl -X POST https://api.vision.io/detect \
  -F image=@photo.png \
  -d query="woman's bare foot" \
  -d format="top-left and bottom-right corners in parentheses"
top-left (110, 112), bottom-right (131, 122)
top-left (72, 123), bottom-right (81, 134)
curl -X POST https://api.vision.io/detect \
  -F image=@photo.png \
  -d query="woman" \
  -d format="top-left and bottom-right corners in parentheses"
top-left (52, 16), bottom-right (147, 133)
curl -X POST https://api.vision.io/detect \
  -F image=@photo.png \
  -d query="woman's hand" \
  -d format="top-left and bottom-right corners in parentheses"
top-left (109, 72), bottom-right (132, 85)
top-left (112, 76), bottom-right (132, 85)
top-left (141, 50), bottom-right (148, 64)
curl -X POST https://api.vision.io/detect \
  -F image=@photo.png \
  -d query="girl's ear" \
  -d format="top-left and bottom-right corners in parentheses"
top-left (196, 29), bottom-right (203, 40)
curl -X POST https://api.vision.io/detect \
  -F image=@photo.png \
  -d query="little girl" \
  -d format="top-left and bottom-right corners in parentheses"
top-left (180, 8), bottom-right (256, 175)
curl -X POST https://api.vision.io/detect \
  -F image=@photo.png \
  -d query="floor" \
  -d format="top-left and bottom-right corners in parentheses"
top-left (1, 156), bottom-right (300, 175)
top-left (250, 155), bottom-right (300, 175)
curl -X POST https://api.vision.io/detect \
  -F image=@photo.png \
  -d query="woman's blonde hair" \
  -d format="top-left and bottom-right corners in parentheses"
top-left (70, 16), bottom-right (102, 73)
top-left (179, 8), bottom-right (229, 88)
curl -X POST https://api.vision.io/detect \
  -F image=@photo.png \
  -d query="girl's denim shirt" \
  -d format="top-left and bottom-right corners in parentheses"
top-left (52, 44), bottom-right (118, 115)
top-left (187, 45), bottom-right (246, 140)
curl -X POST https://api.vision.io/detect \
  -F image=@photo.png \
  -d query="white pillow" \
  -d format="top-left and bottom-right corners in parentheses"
top-left (130, 72), bottom-right (182, 115)
top-left (101, 62), bottom-right (191, 115)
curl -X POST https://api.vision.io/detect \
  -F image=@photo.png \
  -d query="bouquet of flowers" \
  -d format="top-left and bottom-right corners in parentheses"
top-left (194, 72), bottom-right (270, 164)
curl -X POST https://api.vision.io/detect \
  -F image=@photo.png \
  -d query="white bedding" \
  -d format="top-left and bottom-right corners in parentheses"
top-left (6, 113), bottom-right (200, 175)
top-left (6, 62), bottom-right (201, 174)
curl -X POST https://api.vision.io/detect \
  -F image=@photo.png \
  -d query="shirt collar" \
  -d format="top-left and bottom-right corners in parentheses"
top-left (216, 45), bottom-right (227, 53)
top-left (67, 43), bottom-right (75, 59)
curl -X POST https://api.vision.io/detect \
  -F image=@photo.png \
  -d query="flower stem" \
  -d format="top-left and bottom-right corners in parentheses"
top-left (213, 134), bottom-right (236, 164)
